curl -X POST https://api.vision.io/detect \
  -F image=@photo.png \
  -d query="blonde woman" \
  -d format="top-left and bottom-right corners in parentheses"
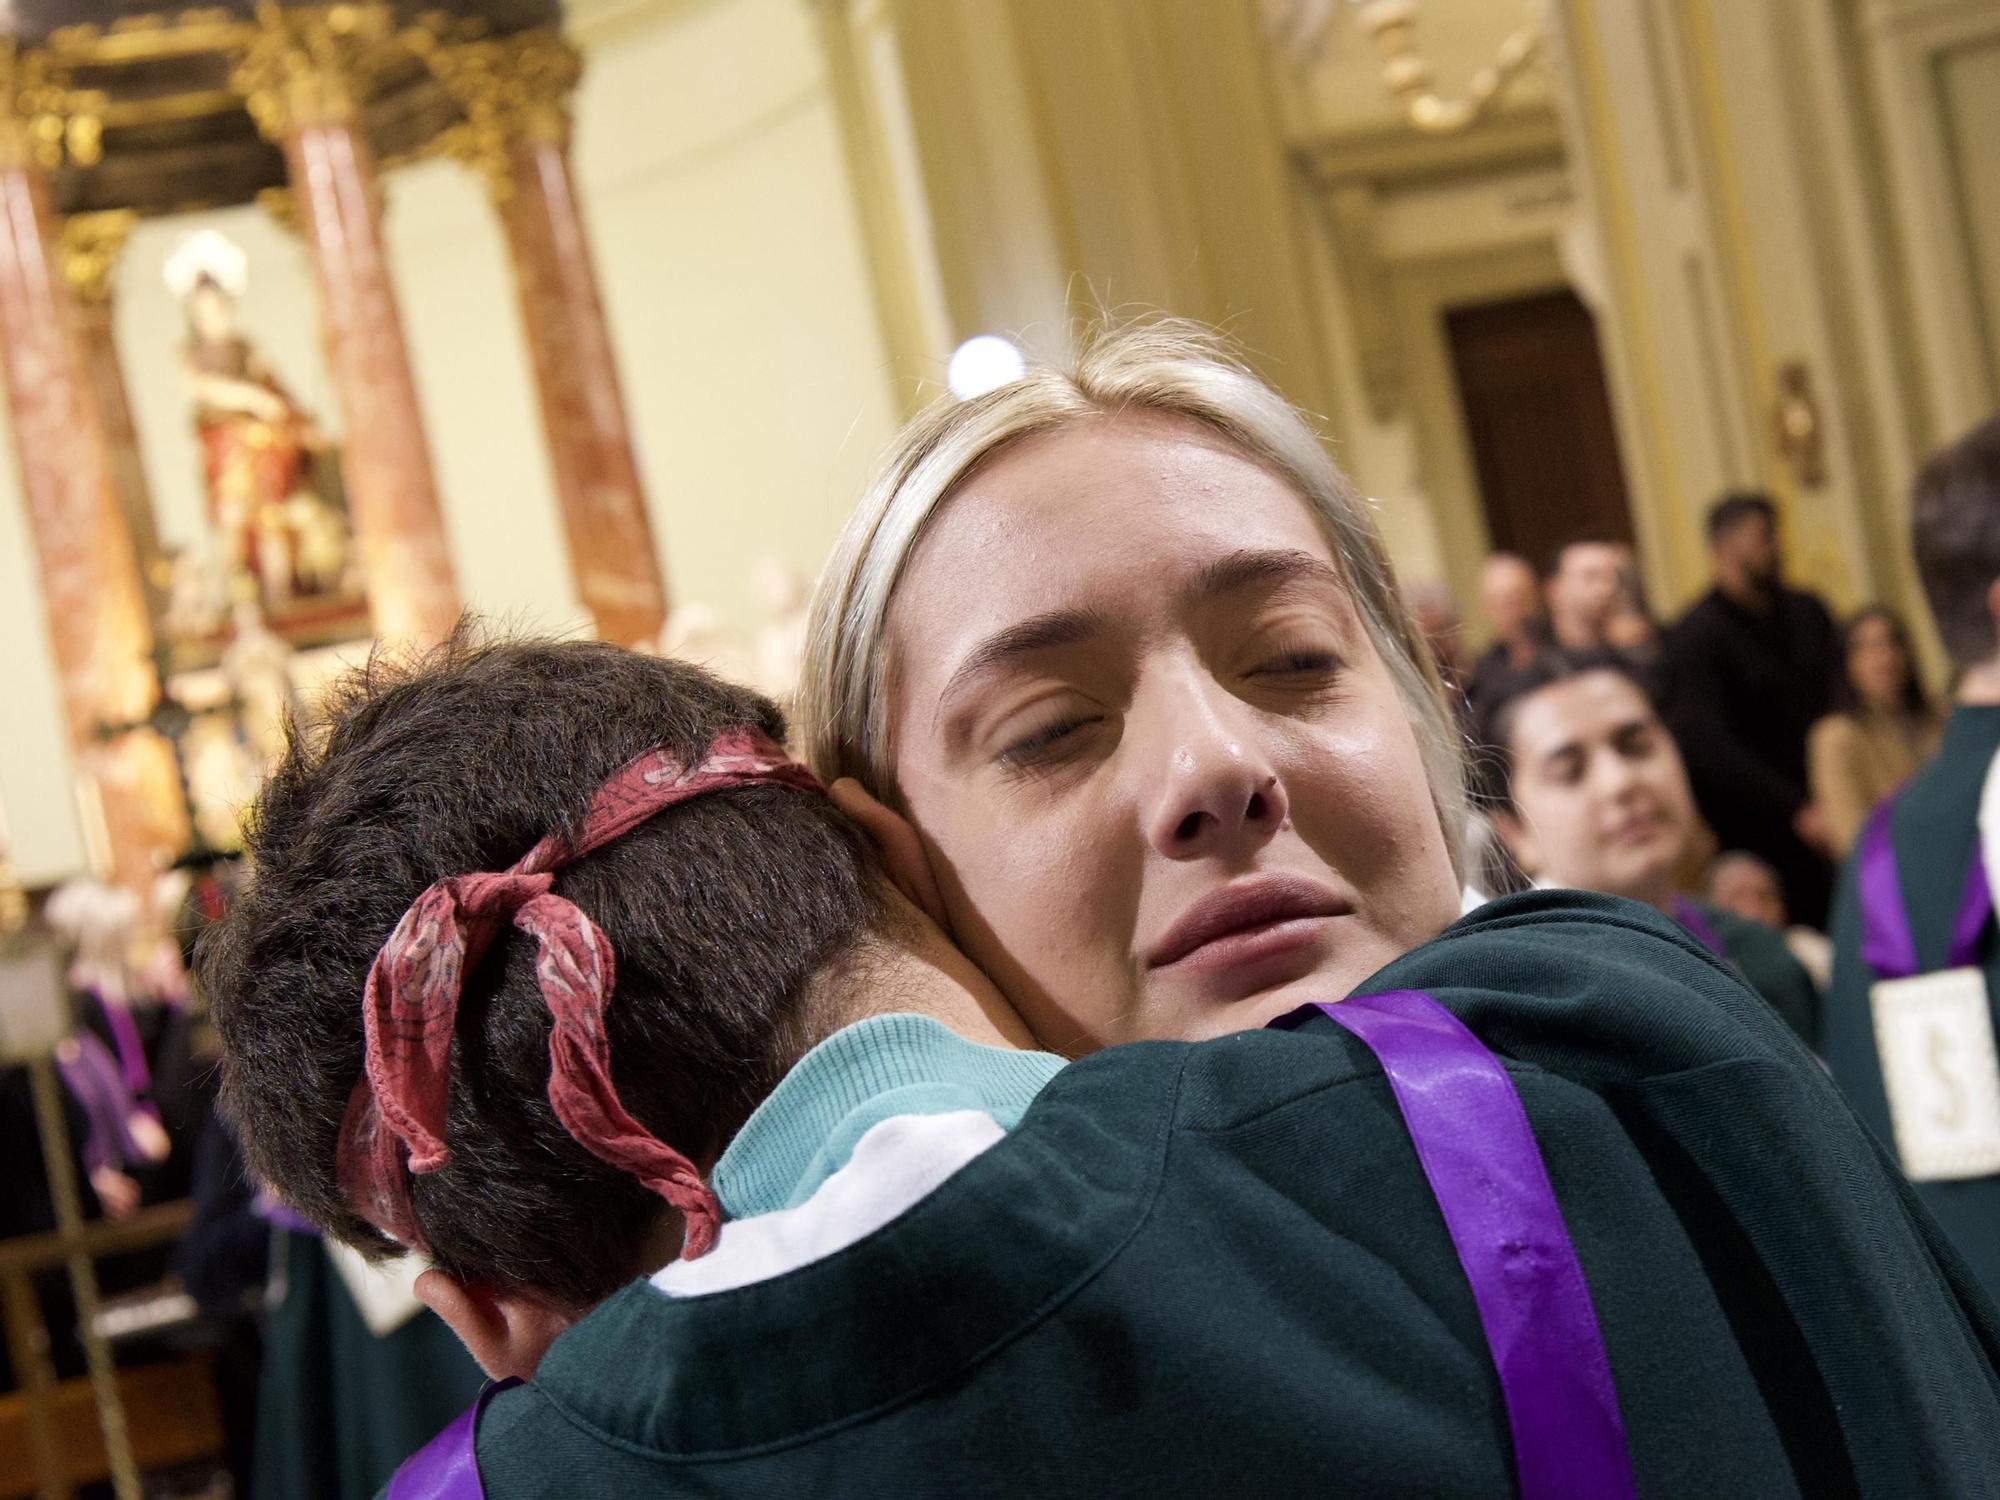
top-left (784, 322), bottom-right (2000, 1490)
top-left (801, 321), bottom-right (1467, 1051)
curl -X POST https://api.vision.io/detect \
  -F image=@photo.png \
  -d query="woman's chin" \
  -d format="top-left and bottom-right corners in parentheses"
top-left (1148, 941), bottom-right (1392, 1042)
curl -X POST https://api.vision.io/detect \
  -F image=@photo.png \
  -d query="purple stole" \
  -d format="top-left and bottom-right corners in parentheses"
top-left (1277, 991), bottom-right (1636, 1500)
top-left (385, 1377), bottom-right (518, 1500)
top-left (1856, 795), bottom-right (1993, 979)
top-left (1671, 898), bottom-right (1729, 961)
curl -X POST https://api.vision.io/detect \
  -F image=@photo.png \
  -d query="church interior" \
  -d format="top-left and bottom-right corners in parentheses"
top-left (2, 0), bottom-right (1998, 1494)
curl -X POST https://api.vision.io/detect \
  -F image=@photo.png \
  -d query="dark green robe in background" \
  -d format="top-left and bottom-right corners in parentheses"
top-left (450, 892), bottom-right (1999, 1499)
top-left (257, 1227), bottom-right (485, 1500)
top-left (1687, 896), bottom-right (1820, 1044)
top-left (1825, 703), bottom-right (2000, 1311)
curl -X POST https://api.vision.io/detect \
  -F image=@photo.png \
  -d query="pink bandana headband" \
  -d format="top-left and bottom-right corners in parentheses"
top-left (336, 726), bottom-right (823, 1260)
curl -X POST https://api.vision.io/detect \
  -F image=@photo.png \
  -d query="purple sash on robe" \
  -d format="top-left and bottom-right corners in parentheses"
top-left (1857, 795), bottom-right (1993, 979)
top-left (385, 1377), bottom-right (519, 1500)
top-left (54, 1032), bottom-right (132, 1176)
top-left (1672, 899), bottom-right (1728, 960)
top-left (1276, 989), bottom-right (1636, 1500)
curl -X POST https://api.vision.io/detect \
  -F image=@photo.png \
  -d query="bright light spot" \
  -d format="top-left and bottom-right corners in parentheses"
top-left (947, 335), bottom-right (1026, 400)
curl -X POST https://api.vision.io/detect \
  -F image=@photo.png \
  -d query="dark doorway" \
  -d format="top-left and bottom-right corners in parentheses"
top-left (1444, 287), bottom-right (1634, 573)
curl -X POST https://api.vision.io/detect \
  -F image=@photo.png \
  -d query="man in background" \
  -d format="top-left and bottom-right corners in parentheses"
top-left (1823, 414), bottom-right (2000, 1309)
top-left (1663, 494), bottom-right (1838, 924)
top-left (1545, 538), bottom-right (1627, 654)
top-left (1467, 551), bottom-right (1545, 725)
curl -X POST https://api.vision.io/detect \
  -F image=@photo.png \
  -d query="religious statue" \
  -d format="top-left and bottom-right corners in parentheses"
top-left (166, 231), bottom-right (358, 619)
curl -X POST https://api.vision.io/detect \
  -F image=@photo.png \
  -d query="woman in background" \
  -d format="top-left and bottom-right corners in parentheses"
top-left (1808, 605), bottom-right (1941, 852)
top-left (1480, 653), bottom-right (1820, 1045)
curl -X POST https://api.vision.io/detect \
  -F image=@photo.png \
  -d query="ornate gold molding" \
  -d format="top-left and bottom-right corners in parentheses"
top-left (1347, 0), bottom-right (1543, 135)
top-left (413, 25), bottom-right (583, 197)
top-left (0, 40), bottom-right (80, 171)
top-left (232, 2), bottom-right (402, 139)
top-left (58, 210), bottom-right (138, 305)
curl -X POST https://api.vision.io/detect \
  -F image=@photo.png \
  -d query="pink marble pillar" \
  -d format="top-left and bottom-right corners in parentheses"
top-left (0, 164), bottom-right (188, 886)
top-left (72, 289), bottom-right (167, 624)
top-left (498, 136), bottom-right (666, 646)
top-left (280, 118), bottom-right (461, 644)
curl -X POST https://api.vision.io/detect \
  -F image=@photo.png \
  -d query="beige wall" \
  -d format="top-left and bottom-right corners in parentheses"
top-left (0, 0), bottom-right (899, 885)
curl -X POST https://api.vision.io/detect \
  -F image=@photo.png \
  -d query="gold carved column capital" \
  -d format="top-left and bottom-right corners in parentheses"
top-left (417, 26), bottom-right (583, 198)
top-left (0, 41), bottom-right (71, 171)
top-left (232, 2), bottom-right (400, 139)
top-left (58, 209), bottom-right (137, 306)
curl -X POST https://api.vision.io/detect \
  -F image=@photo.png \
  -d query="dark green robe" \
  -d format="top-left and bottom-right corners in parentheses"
top-left (456, 892), bottom-right (1999, 1498)
top-left (1687, 896), bottom-right (1821, 1044)
top-left (257, 1228), bottom-right (485, 1500)
top-left (1825, 704), bottom-right (2000, 1310)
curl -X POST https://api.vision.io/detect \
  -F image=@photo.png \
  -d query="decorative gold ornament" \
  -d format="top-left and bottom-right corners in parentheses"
top-left (58, 209), bottom-right (139, 305)
top-left (413, 24), bottom-right (582, 198)
top-left (1772, 360), bottom-right (1828, 491)
top-left (1350, 0), bottom-right (1542, 134)
top-left (0, 39), bottom-right (71, 170)
top-left (231, 2), bottom-right (403, 139)
top-left (1270, 0), bottom-right (1544, 135)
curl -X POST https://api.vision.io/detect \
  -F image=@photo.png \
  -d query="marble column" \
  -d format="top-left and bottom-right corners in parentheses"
top-left (59, 211), bottom-right (167, 624)
top-left (0, 132), bottom-right (188, 887)
top-left (432, 29), bottom-right (667, 646)
top-left (236, 9), bottom-right (461, 645)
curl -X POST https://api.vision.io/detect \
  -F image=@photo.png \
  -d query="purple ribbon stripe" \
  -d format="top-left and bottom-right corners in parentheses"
top-left (1290, 990), bottom-right (1636, 1500)
top-left (1672, 899), bottom-right (1728, 961)
top-left (1858, 796), bottom-right (1993, 980)
top-left (386, 1377), bottom-right (518, 1500)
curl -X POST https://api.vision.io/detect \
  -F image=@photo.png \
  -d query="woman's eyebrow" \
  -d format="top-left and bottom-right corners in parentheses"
top-left (935, 606), bottom-right (1111, 727)
top-left (1183, 548), bottom-right (1345, 607)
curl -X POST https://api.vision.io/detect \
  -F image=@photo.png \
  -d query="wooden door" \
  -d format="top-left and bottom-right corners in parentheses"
top-left (1444, 288), bottom-right (1634, 570)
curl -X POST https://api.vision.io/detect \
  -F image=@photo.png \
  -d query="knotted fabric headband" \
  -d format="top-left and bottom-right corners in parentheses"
top-left (335, 726), bottom-right (823, 1260)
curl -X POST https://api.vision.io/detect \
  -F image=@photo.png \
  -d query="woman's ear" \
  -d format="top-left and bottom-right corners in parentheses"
top-left (415, 1268), bottom-right (578, 1382)
top-left (828, 778), bottom-right (950, 931)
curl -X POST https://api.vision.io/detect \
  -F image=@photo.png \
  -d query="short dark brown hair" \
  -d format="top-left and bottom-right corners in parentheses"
top-left (1912, 415), bottom-right (2000, 668)
top-left (1706, 492), bottom-right (1776, 544)
top-left (201, 631), bottom-right (880, 1305)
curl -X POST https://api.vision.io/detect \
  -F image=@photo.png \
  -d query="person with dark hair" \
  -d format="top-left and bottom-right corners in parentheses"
top-left (1661, 491), bottom-right (1840, 924)
top-left (1824, 413), bottom-right (2000, 1312)
top-left (1808, 605), bottom-right (1942, 852)
top-left (1478, 652), bottom-right (1819, 1042)
top-left (1544, 537), bottom-right (1626, 653)
top-left (200, 629), bottom-right (2000, 1498)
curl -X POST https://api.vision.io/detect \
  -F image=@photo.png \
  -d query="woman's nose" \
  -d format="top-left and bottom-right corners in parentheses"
top-left (1138, 691), bottom-right (1290, 862)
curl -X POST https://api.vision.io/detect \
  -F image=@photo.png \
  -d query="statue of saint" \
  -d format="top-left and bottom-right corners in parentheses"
top-left (167, 231), bottom-right (356, 617)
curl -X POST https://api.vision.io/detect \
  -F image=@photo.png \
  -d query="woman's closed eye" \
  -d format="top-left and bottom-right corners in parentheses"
top-left (1249, 646), bottom-right (1343, 677)
top-left (998, 713), bottom-right (1103, 770)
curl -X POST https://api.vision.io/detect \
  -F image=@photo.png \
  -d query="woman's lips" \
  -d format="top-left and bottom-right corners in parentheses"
top-left (1606, 811), bottom-right (1671, 846)
top-left (1146, 876), bottom-right (1349, 973)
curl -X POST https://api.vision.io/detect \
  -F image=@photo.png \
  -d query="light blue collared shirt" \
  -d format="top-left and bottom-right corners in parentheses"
top-left (709, 1013), bottom-right (1067, 1219)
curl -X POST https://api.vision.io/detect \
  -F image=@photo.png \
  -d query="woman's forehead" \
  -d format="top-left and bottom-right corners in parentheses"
top-left (893, 415), bottom-right (1340, 637)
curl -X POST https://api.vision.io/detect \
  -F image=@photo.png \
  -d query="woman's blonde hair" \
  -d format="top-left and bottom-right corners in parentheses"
top-left (797, 318), bottom-right (1470, 871)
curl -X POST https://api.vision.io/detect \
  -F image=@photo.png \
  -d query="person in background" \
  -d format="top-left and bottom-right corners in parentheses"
top-left (1404, 580), bottom-right (1475, 740)
top-left (1808, 605), bottom-right (1942, 853)
top-left (1466, 551), bottom-right (1546, 725)
top-left (1544, 538), bottom-right (1627, 654)
top-left (1663, 493), bottom-right (1840, 925)
top-left (1604, 541), bottom-right (1660, 659)
top-left (1707, 849), bottom-right (1833, 992)
top-left (1824, 413), bottom-right (2000, 1312)
top-left (1483, 652), bottom-right (1819, 1044)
